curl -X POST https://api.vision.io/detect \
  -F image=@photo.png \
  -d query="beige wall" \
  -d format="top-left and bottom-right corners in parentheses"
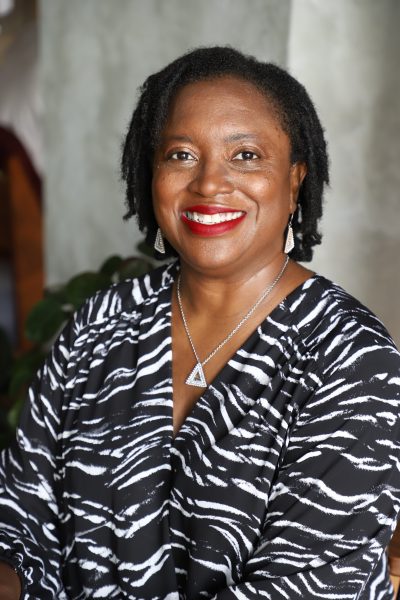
top-left (289, 0), bottom-right (400, 345)
top-left (41, 0), bottom-right (290, 284)
top-left (41, 0), bottom-right (400, 345)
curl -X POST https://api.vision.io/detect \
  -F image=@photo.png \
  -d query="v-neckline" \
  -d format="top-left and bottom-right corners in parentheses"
top-left (162, 262), bottom-right (319, 443)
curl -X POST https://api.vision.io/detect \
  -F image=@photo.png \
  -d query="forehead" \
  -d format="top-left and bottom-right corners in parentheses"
top-left (164, 75), bottom-right (285, 135)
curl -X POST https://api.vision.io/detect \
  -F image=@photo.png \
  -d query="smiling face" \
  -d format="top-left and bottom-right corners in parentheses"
top-left (152, 75), bottom-right (306, 279)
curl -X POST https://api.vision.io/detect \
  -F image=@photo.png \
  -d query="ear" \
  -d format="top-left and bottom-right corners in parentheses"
top-left (289, 162), bottom-right (307, 213)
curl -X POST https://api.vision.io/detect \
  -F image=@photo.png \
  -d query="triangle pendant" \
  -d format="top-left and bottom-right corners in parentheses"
top-left (186, 363), bottom-right (207, 388)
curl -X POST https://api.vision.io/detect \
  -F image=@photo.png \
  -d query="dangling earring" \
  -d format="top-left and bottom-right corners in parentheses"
top-left (154, 228), bottom-right (166, 254)
top-left (284, 214), bottom-right (295, 254)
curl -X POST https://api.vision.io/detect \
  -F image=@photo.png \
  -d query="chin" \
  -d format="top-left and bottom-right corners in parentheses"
top-left (179, 243), bottom-right (245, 275)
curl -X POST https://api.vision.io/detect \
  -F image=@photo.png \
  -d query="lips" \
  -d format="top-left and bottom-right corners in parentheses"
top-left (181, 204), bottom-right (246, 236)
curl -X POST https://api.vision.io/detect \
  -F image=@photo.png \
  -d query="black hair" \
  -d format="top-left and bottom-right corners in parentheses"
top-left (121, 46), bottom-right (329, 262)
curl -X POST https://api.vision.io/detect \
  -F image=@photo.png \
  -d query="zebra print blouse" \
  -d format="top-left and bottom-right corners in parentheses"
top-left (1, 261), bottom-right (400, 599)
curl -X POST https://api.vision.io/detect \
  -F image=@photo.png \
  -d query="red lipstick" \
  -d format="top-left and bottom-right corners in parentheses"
top-left (181, 204), bottom-right (246, 237)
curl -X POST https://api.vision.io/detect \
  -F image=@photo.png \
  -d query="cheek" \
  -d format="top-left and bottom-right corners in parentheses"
top-left (151, 171), bottom-right (165, 202)
top-left (251, 174), bottom-right (291, 208)
top-left (152, 173), bottom-right (169, 222)
top-left (152, 171), bottom-right (182, 208)
top-left (152, 174), bottom-right (183, 232)
top-left (243, 170), bottom-right (276, 198)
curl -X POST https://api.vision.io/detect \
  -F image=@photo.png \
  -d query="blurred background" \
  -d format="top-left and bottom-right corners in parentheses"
top-left (1, 0), bottom-right (399, 356)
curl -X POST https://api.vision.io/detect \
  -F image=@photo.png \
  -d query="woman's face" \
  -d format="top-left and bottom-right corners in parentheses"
top-left (152, 75), bottom-right (306, 278)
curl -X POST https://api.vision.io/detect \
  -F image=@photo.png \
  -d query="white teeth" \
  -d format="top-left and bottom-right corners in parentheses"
top-left (185, 211), bottom-right (244, 224)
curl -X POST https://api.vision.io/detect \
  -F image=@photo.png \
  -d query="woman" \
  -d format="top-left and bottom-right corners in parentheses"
top-left (1, 46), bottom-right (400, 599)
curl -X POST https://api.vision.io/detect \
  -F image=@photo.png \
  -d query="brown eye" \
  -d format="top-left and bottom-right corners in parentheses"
top-left (170, 151), bottom-right (195, 161)
top-left (233, 151), bottom-right (259, 161)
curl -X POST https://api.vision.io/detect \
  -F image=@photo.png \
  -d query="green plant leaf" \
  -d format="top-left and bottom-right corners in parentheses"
top-left (0, 405), bottom-right (13, 449)
top-left (7, 393), bottom-right (25, 430)
top-left (45, 285), bottom-right (68, 305)
top-left (9, 349), bottom-right (46, 398)
top-left (64, 272), bottom-right (110, 309)
top-left (99, 255), bottom-right (123, 277)
top-left (25, 297), bottom-right (67, 344)
top-left (116, 257), bottom-right (153, 281)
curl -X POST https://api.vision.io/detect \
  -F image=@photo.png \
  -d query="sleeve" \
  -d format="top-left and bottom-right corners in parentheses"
top-left (0, 317), bottom-right (78, 599)
top-left (213, 341), bottom-right (400, 599)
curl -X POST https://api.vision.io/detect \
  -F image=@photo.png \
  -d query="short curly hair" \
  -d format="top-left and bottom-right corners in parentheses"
top-left (121, 46), bottom-right (329, 262)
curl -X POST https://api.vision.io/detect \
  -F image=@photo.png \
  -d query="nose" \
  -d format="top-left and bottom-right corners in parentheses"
top-left (188, 159), bottom-right (234, 198)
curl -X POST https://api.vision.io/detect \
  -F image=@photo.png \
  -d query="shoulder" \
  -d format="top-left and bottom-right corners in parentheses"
top-left (71, 260), bottom-right (177, 336)
top-left (291, 274), bottom-right (397, 347)
top-left (287, 275), bottom-right (400, 377)
top-left (35, 262), bottom-right (177, 395)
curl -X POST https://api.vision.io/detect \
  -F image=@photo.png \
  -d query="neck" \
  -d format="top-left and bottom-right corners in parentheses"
top-left (177, 252), bottom-right (290, 319)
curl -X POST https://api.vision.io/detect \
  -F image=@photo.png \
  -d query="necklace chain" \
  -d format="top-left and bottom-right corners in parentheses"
top-left (176, 256), bottom-right (290, 386)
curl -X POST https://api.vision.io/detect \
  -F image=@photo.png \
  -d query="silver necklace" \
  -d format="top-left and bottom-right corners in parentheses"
top-left (176, 256), bottom-right (290, 388)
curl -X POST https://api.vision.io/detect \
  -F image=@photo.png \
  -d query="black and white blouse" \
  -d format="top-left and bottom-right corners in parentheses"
top-left (1, 261), bottom-right (400, 599)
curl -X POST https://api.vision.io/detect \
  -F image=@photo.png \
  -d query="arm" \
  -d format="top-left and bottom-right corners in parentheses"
top-left (213, 342), bottom-right (400, 599)
top-left (0, 320), bottom-right (77, 598)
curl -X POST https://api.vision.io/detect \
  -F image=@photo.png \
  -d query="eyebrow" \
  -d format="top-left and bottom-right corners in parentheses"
top-left (161, 133), bottom-right (259, 143)
top-left (161, 134), bottom-right (193, 143)
top-left (224, 133), bottom-right (259, 142)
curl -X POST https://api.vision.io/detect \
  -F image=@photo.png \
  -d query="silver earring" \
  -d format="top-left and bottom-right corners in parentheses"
top-left (284, 214), bottom-right (295, 254)
top-left (154, 228), bottom-right (166, 254)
